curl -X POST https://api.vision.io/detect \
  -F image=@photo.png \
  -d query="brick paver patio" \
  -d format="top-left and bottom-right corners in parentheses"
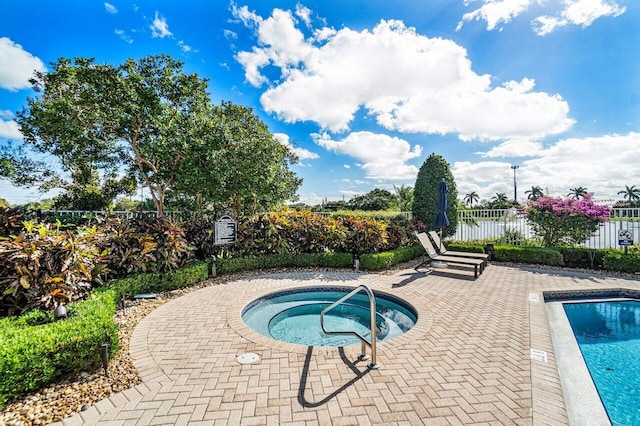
top-left (54, 264), bottom-right (640, 425)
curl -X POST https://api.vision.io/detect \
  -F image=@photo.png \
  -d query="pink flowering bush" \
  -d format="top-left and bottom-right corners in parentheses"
top-left (526, 195), bottom-right (610, 247)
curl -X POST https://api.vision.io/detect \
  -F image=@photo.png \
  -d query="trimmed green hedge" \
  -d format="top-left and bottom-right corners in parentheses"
top-left (360, 245), bottom-right (423, 271)
top-left (0, 289), bottom-right (119, 406)
top-left (110, 261), bottom-right (209, 298)
top-left (444, 242), bottom-right (487, 254)
top-left (558, 247), bottom-right (606, 269)
top-left (0, 261), bottom-right (209, 407)
top-left (492, 245), bottom-right (564, 266)
top-left (603, 249), bottom-right (640, 273)
top-left (216, 252), bottom-right (353, 274)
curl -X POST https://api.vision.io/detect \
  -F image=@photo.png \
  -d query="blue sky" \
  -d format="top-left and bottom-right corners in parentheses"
top-left (1, 0), bottom-right (638, 206)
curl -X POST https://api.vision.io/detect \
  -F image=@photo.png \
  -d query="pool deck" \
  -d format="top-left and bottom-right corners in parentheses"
top-left (54, 264), bottom-right (640, 425)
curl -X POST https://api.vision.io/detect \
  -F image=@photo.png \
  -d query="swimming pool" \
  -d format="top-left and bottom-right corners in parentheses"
top-left (242, 287), bottom-right (417, 347)
top-left (563, 300), bottom-right (640, 426)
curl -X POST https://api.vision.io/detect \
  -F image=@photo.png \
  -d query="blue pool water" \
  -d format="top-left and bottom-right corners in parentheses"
top-left (242, 287), bottom-right (417, 346)
top-left (564, 300), bottom-right (640, 426)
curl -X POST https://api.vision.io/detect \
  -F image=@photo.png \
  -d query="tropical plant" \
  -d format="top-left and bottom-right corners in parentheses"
top-left (525, 186), bottom-right (544, 201)
top-left (463, 191), bottom-right (479, 207)
top-left (393, 185), bottom-right (414, 212)
top-left (526, 195), bottom-right (610, 247)
top-left (488, 192), bottom-right (513, 209)
top-left (567, 187), bottom-right (588, 199)
top-left (617, 185), bottom-right (640, 204)
top-left (412, 154), bottom-right (458, 237)
top-left (0, 224), bottom-right (107, 316)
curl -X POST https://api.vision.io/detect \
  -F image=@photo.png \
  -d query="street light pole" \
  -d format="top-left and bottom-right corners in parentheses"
top-left (511, 165), bottom-right (519, 202)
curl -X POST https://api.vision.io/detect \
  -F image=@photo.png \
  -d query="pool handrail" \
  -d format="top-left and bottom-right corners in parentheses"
top-left (320, 285), bottom-right (380, 369)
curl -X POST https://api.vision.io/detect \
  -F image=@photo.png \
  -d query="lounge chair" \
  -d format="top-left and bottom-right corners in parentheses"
top-left (428, 231), bottom-right (489, 261)
top-left (414, 232), bottom-right (486, 278)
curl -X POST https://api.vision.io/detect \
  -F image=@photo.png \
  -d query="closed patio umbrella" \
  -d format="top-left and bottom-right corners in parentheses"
top-left (435, 178), bottom-right (450, 251)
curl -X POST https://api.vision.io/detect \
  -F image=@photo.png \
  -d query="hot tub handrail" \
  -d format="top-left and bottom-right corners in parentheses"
top-left (320, 285), bottom-right (379, 369)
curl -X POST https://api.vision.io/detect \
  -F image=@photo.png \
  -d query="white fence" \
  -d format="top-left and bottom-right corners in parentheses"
top-left (454, 208), bottom-right (640, 249)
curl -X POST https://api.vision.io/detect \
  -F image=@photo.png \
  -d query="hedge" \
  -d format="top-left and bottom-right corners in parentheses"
top-left (360, 245), bottom-right (423, 271)
top-left (0, 261), bottom-right (209, 407)
top-left (444, 242), bottom-right (487, 254)
top-left (491, 245), bottom-right (564, 266)
top-left (110, 261), bottom-right (209, 298)
top-left (602, 249), bottom-right (640, 273)
top-left (0, 289), bottom-right (119, 406)
top-left (216, 252), bottom-right (353, 274)
top-left (558, 247), bottom-right (606, 270)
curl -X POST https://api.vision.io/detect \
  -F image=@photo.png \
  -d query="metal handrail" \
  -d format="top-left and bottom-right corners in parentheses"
top-left (320, 285), bottom-right (379, 369)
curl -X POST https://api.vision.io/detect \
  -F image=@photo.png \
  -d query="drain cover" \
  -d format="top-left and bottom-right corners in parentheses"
top-left (237, 352), bottom-right (260, 365)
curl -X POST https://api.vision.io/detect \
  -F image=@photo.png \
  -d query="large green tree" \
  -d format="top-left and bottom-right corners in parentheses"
top-left (14, 55), bottom-right (301, 216)
top-left (16, 55), bottom-right (210, 216)
top-left (412, 153), bottom-right (458, 237)
top-left (348, 188), bottom-right (395, 211)
top-left (174, 101), bottom-right (302, 218)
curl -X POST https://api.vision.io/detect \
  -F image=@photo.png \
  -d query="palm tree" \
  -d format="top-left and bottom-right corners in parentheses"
top-left (567, 187), bottom-right (588, 199)
top-left (463, 191), bottom-right (479, 207)
top-left (490, 192), bottom-right (509, 208)
top-left (617, 185), bottom-right (640, 204)
top-left (525, 186), bottom-right (544, 200)
top-left (393, 184), bottom-right (414, 212)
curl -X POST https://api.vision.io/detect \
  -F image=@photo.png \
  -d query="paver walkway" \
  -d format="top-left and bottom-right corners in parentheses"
top-left (54, 265), bottom-right (640, 425)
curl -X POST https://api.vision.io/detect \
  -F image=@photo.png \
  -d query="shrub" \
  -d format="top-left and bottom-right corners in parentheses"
top-left (492, 245), bottom-right (564, 266)
top-left (0, 289), bottom-right (119, 406)
top-left (444, 242), bottom-right (487, 254)
top-left (526, 195), bottom-right (610, 247)
top-left (360, 245), bottom-right (423, 270)
top-left (602, 249), bottom-right (640, 273)
top-left (216, 252), bottom-right (353, 274)
top-left (109, 261), bottom-right (209, 298)
top-left (97, 215), bottom-right (194, 278)
top-left (0, 224), bottom-right (107, 316)
top-left (335, 216), bottom-right (388, 256)
top-left (558, 247), bottom-right (606, 269)
top-left (412, 153), bottom-right (458, 237)
top-left (235, 209), bottom-right (341, 255)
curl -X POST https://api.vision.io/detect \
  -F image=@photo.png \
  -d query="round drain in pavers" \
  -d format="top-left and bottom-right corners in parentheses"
top-left (237, 352), bottom-right (260, 364)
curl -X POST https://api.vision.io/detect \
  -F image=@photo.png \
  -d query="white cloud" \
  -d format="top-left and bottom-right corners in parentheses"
top-left (273, 132), bottom-right (320, 160)
top-left (295, 3), bottom-right (313, 27)
top-left (457, 0), bottom-right (532, 31)
top-left (343, 164), bottom-right (350, 169)
top-left (458, 0), bottom-right (625, 35)
top-left (150, 11), bottom-right (172, 38)
top-left (533, 0), bottom-right (626, 36)
top-left (0, 38), bottom-right (46, 91)
top-left (104, 2), bottom-right (118, 14)
top-left (234, 11), bottom-right (574, 140)
top-left (478, 138), bottom-right (544, 158)
top-left (224, 29), bottom-right (238, 40)
top-left (178, 40), bottom-right (192, 52)
top-left (313, 131), bottom-right (421, 180)
top-left (454, 132), bottom-right (640, 201)
top-left (0, 118), bottom-right (22, 140)
top-left (115, 29), bottom-right (133, 44)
